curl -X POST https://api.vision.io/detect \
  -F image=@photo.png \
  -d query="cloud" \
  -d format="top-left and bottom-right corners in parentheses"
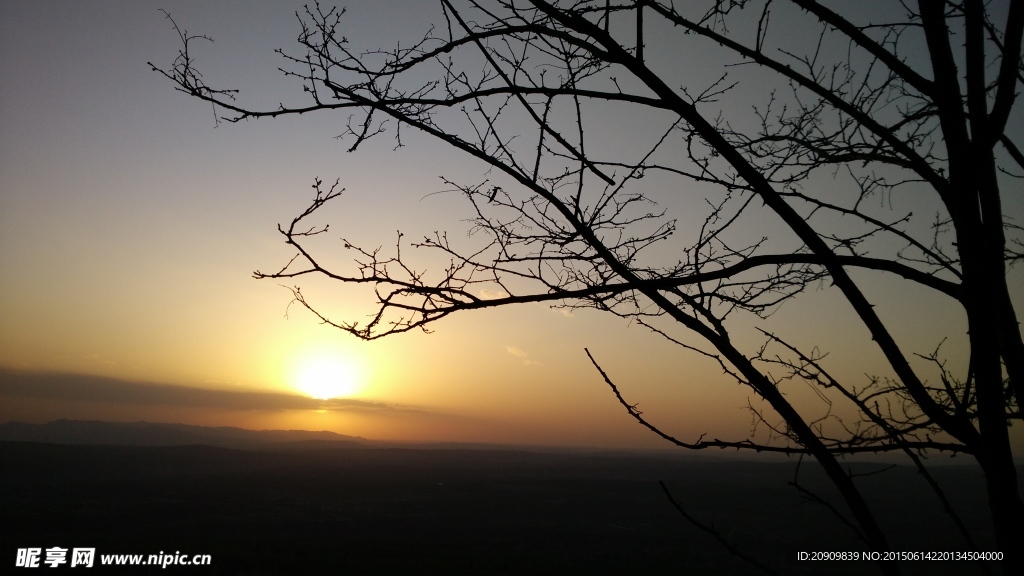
top-left (0, 367), bottom-right (419, 414)
top-left (505, 346), bottom-right (539, 366)
top-left (505, 345), bottom-right (527, 358)
top-left (479, 288), bottom-right (509, 300)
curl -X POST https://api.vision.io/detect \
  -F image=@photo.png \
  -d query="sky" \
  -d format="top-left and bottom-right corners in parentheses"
top-left (1, 1), bottom-right (1021, 451)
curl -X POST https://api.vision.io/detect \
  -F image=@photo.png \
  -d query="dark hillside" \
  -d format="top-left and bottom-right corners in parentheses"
top-left (1, 440), bottom-right (1004, 575)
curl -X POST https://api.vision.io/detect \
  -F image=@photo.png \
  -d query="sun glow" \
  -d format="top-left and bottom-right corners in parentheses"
top-left (294, 356), bottom-right (361, 400)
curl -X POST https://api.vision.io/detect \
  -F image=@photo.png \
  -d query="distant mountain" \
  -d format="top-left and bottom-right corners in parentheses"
top-left (0, 420), bottom-right (368, 450)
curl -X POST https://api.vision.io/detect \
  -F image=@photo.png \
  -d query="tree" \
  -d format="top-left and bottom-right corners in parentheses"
top-left (153, 1), bottom-right (1024, 573)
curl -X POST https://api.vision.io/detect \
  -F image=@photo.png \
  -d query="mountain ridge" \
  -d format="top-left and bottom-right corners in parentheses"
top-left (0, 419), bottom-right (368, 450)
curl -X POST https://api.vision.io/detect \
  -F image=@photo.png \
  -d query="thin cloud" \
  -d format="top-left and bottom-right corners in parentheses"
top-left (479, 288), bottom-right (509, 300)
top-left (506, 345), bottom-right (527, 358)
top-left (0, 367), bottom-right (420, 414)
top-left (505, 346), bottom-right (539, 366)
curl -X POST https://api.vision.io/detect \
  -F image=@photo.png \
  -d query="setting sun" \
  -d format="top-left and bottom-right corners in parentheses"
top-left (294, 356), bottom-right (360, 400)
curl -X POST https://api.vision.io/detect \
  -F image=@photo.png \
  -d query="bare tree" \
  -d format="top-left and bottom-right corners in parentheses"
top-left (153, 1), bottom-right (1024, 573)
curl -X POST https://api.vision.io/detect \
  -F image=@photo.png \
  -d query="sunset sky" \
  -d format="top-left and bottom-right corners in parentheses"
top-left (2, 1), bottom-right (1022, 451)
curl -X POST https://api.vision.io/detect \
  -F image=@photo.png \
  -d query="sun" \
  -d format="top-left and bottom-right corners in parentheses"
top-left (294, 356), bottom-right (360, 400)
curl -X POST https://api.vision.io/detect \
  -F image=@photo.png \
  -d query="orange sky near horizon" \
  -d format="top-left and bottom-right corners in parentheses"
top-left (2, 1), bottom-right (1022, 453)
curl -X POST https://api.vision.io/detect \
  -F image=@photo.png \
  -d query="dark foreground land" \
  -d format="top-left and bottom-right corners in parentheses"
top-left (0, 438), bottom-right (1006, 575)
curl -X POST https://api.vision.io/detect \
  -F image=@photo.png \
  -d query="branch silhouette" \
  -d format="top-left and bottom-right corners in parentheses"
top-left (156, 2), bottom-right (1024, 573)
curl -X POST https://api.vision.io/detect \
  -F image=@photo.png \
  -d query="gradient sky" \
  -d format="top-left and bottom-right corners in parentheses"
top-left (2, 1), bottom-right (1021, 450)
